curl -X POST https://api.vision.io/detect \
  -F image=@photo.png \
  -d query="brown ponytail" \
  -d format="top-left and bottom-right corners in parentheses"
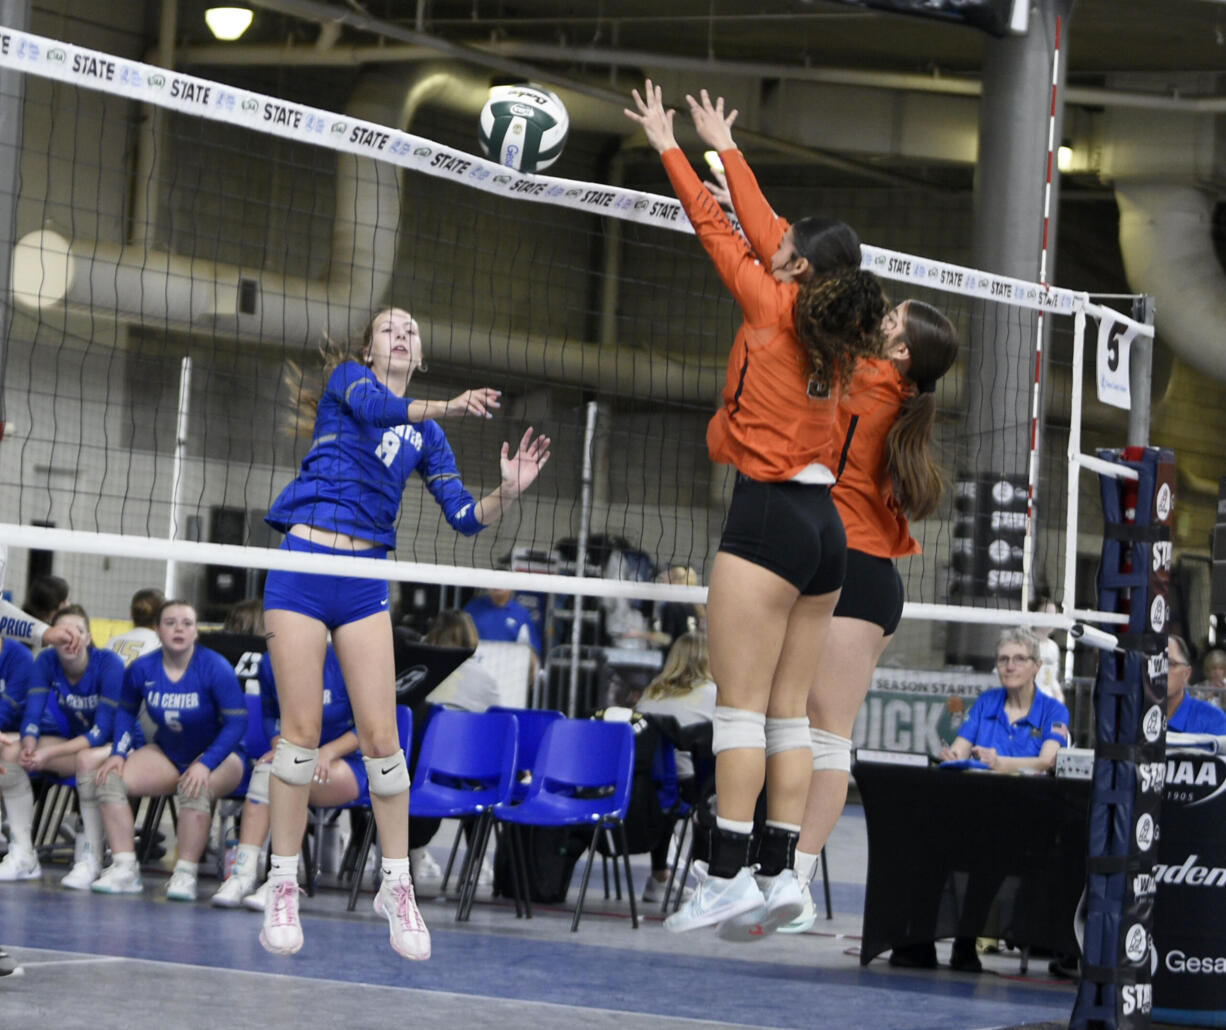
top-left (282, 312), bottom-right (387, 438)
top-left (794, 268), bottom-right (887, 394)
top-left (886, 300), bottom-right (959, 519)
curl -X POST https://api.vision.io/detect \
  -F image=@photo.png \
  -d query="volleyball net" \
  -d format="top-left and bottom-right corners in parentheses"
top-left (0, 26), bottom-right (1152, 654)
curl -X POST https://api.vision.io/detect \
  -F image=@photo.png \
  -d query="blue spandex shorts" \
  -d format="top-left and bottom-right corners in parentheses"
top-left (263, 534), bottom-right (391, 629)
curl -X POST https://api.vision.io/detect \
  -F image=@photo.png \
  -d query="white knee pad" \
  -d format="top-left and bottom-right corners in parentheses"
top-left (271, 738), bottom-right (319, 787)
top-left (97, 770), bottom-right (128, 805)
top-left (176, 780), bottom-right (213, 814)
top-left (247, 762), bottom-right (271, 805)
top-left (363, 750), bottom-right (410, 797)
top-left (712, 706), bottom-right (767, 755)
top-left (76, 775), bottom-right (98, 804)
top-left (765, 717), bottom-right (812, 758)
top-left (810, 727), bottom-right (853, 772)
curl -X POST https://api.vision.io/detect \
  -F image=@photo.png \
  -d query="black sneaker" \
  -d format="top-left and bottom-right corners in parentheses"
top-left (889, 942), bottom-right (938, 968)
top-left (949, 938), bottom-right (984, 973)
top-left (0, 948), bottom-right (21, 978)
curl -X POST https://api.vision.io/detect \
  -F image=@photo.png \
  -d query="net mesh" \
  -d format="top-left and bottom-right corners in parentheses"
top-left (0, 27), bottom-right (1150, 660)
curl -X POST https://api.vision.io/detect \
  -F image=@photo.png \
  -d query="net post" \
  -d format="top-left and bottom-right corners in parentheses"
top-left (1127, 295), bottom-right (1155, 448)
top-left (567, 401), bottom-right (600, 717)
top-left (164, 355), bottom-right (192, 598)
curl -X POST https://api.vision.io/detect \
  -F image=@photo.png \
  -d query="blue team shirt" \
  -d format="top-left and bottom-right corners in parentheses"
top-left (21, 647), bottom-right (125, 741)
top-left (1168, 694), bottom-right (1226, 734)
top-left (265, 362), bottom-right (483, 548)
top-left (116, 646), bottom-right (247, 770)
top-left (257, 646), bottom-right (355, 747)
top-left (464, 594), bottom-right (540, 655)
top-left (0, 640), bottom-right (34, 732)
top-left (956, 687), bottom-right (1070, 758)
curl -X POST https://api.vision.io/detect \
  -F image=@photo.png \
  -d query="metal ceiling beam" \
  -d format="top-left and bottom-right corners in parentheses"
top-left (241, 0), bottom-right (950, 190)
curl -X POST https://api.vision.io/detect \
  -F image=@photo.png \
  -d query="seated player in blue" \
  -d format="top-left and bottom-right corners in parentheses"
top-left (211, 644), bottom-right (364, 910)
top-left (0, 605), bottom-right (124, 883)
top-left (0, 634), bottom-right (34, 734)
top-left (258, 307), bottom-right (549, 960)
top-left (939, 626), bottom-right (1070, 774)
top-left (465, 588), bottom-right (540, 654)
top-left (90, 600), bottom-right (247, 901)
top-left (1167, 633), bottom-right (1226, 734)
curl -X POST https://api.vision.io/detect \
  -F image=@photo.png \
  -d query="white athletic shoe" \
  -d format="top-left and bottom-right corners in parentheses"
top-left (60, 857), bottom-right (101, 891)
top-left (777, 878), bottom-right (818, 934)
top-left (374, 874), bottom-right (431, 961)
top-left (642, 875), bottom-right (693, 906)
top-left (0, 848), bottom-right (40, 882)
top-left (717, 868), bottom-right (806, 942)
top-left (211, 873), bottom-right (256, 909)
top-left (91, 862), bottom-right (143, 895)
top-left (663, 866), bottom-right (764, 934)
top-left (409, 847), bottom-right (444, 898)
top-left (259, 879), bottom-right (303, 955)
top-left (243, 879), bottom-right (270, 912)
top-left (165, 868), bottom-right (198, 902)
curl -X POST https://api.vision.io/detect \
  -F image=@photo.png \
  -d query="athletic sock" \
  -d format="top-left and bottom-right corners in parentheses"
top-left (268, 852), bottom-right (299, 882)
top-left (382, 856), bottom-right (410, 882)
top-left (795, 849), bottom-right (820, 886)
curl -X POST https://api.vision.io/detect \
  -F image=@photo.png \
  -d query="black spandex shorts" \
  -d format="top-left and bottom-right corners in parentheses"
top-left (719, 474), bottom-right (846, 596)
top-left (832, 548), bottom-right (905, 635)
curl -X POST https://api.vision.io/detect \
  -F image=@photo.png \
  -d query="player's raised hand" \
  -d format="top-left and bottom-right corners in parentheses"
top-left (625, 79), bottom-right (678, 154)
top-left (444, 388), bottom-right (501, 419)
top-left (685, 89), bottom-right (738, 153)
top-left (499, 428), bottom-right (551, 497)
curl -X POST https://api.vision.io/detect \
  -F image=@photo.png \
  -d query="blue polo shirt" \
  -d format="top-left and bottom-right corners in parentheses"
top-left (1168, 694), bottom-right (1226, 734)
top-left (957, 687), bottom-right (1070, 757)
top-left (464, 594), bottom-right (539, 655)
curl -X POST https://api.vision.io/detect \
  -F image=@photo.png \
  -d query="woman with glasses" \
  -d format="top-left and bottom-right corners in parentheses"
top-left (939, 627), bottom-right (1070, 775)
top-left (890, 627), bottom-right (1072, 974)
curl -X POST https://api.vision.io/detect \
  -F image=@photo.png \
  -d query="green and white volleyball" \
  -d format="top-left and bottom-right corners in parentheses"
top-left (478, 84), bottom-right (569, 173)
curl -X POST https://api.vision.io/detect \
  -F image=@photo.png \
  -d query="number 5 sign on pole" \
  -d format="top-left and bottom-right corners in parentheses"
top-left (1097, 313), bottom-right (1137, 409)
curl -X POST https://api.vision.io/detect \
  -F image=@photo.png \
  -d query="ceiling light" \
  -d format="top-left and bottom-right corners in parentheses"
top-left (204, 7), bottom-right (254, 42)
top-left (1057, 144), bottom-right (1074, 174)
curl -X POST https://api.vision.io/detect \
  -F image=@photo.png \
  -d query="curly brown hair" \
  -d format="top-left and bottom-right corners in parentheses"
top-left (794, 268), bottom-right (888, 394)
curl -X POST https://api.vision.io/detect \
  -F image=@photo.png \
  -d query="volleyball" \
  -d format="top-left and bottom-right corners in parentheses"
top-left (478, 84), bottom-right (569, 173)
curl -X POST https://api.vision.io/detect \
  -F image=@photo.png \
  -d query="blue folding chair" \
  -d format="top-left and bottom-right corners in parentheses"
top-left (485, 717), bottom-right (638, 931)
top-left (487, 706), bottom-right (563, 803)
top-left (407, 709), bottom-right (518, 921)
top-left (343, 705), bottom-right (412, 911)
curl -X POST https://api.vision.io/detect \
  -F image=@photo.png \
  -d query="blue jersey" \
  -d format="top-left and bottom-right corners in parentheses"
top-left (956, 686), bottom-right (1070, 758)
top-left (265, 362), bottom-right (483, 548)
top-left (257, 646), bottom-right (355, 747)
top-left (464, 594), bottom-right (539, 654)
top-left (22, 647), bottom-right (125, 741)
top-left (0, 640), bottom-right (34, 732)
top-left (117, 646), bottom-right (247, 770)
top-left (1169, 694), bottom-right (1226, 734)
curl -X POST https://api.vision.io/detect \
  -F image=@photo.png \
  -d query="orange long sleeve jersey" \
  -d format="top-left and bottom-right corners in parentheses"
top-left (834, 357), bottom-right (920, 558)
top-left (661, 147), bottom-right (842, 483)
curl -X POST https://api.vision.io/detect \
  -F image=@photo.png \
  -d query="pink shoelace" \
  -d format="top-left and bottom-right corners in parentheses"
top-left (269, 880), bottom-right (300, 927)
top-left (390, 877), bottom-right (425, 932)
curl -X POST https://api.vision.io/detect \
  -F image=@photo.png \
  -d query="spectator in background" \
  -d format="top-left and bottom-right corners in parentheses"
top-left (1196, 647), bottom-right (1226, 706)
top-left (23, 575), bottom-right (70, 626)
top-left (634, 631), bottom-right (717, 902)
top-left (464, 589), bottom-right (537, 653)
top-left (105, 588), bottom-right (165, 666)
top-left (1169, 634), bottom-right (1226, 734)
top-left (651, 566), bottom-right (706, 646)
top-left (408, 610), bottom-right (498, 894)
top-left (1030, 596), bottom-right (1065, 705)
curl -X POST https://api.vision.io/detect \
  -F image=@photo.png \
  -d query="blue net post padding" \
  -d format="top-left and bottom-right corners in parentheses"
top-left (1070, 447), bottom-right (1175, 1030)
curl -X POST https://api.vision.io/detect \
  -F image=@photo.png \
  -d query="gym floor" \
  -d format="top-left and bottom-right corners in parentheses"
top-left (1, 807), bottom-right (1080, 1030)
